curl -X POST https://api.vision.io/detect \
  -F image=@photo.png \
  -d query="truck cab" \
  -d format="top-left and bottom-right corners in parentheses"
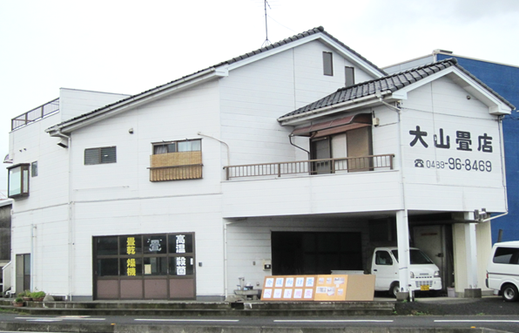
top-left (370, 247), bottom-right (442, 296)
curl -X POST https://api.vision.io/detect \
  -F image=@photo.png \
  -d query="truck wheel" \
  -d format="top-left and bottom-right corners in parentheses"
top-left (390, 283), bottom-right (400, 297)
top-left (502, 284), bottom-right (519, 302)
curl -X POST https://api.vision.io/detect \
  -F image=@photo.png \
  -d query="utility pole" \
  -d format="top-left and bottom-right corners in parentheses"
top-left (262, 0), bottom-right (271, 47)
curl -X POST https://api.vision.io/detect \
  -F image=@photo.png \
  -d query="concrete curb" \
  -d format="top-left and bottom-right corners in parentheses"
top-left (0, 322), bottom-right (512, 333)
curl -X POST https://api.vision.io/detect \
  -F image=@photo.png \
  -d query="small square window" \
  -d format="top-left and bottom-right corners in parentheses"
top-left (323, 52), bottom-right (333, 76)
top-left (31, 161), bottom-right (38, 177)
top-left (345, 66), bottom-right (355, 87)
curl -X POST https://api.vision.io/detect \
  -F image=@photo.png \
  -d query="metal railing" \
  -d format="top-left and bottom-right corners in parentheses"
top-left (224, 154), bottom-right (395, 180)
top-left (11, 98), bottom-right (59, 130)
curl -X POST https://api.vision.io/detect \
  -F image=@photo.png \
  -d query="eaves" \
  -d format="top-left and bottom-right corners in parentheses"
top-left (46, 67), bottom-right (227, 136)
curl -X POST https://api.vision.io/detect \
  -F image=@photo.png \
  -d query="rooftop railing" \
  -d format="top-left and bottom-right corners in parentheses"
top-left (11, 98), bottom-right (59, 130)
top-left (224, 154), bottom-right (395, 180)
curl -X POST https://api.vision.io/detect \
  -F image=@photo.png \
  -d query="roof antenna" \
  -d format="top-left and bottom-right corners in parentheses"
top-left (261, 0), bottom-right (271, 47)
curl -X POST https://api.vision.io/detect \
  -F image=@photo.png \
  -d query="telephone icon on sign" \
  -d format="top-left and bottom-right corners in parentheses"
top-left (414, 159), bottom-right (424, 168)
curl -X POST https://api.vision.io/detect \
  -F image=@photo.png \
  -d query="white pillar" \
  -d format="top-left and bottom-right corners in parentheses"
top-left (396, 210), bottom-right (410, 293)
top-left (464, 223), bottom-right (478, 288)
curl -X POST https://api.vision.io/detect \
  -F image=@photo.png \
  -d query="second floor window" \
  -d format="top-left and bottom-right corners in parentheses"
top-left (153, 140), bottom-right (201, 154)
top-left (150, 139), bottom-right (202, 182)
top-left (84, 146), bottom-right (117, 165)
top-left (323, 51), bottom-right (333, 76)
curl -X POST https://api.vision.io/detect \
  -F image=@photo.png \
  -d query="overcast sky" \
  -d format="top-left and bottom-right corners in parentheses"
top-left (0, 0), bottom-right (518, 198)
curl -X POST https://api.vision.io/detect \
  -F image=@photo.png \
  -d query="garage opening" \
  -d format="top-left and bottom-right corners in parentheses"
top-left (271, 232), bottom-right (363, 275)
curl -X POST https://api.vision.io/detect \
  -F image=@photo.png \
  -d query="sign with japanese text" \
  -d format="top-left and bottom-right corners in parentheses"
top-left (403, 111), bottom-right (503, 187)
top-left (261, 274), bottom-right (375, 301)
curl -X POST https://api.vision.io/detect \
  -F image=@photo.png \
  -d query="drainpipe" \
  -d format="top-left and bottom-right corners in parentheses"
top-left (289, 134), bottom-right (310, 159)
top-left (497, 115), bottom-right (508, 217)
top-left (223, 220), bottom-right (229, 299)
top-left (197, 132), bottom-right (230, 166)
top-left (56, 130), bottom-right (74, 301)
top-left (380, 98), bottom-right (412, 300)
top-left (31, 224), bottom-right (35, 291)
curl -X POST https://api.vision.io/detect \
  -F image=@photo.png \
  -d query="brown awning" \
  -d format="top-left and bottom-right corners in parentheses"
top-left (291, 113), bottom-right (372, 137)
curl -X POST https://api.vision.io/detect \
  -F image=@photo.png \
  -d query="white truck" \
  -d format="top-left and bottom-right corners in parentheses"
top-left (370, 247), bottom-right (442, 296)
top-left (486, 241), bottom-right (519, 302)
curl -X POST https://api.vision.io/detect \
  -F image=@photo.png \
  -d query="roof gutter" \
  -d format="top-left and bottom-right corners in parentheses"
top-left (278, 90), bottom-right (393, 126)
top-left (46, 67), bottom-right (226, 136)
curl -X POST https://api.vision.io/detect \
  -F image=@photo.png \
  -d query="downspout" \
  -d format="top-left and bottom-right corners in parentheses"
top-left (31, 224), bottom-right (35, 291)
top-left (197, 132), bottom-right (230, 298)
top-left (56, 130), bottom-right (74, 301)
top-left (497, 115), bottom-right (508, 217)
top-left (197, 132), bottom-right (230, 166)
top-left (289, 134), bottom-right (310, 159)
top-left (380, 97), bottom-right (412, 300)
top-left (223, 220), bottom-right (229, 298)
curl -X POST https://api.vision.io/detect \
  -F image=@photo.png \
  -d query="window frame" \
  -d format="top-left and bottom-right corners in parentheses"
top-left (84, 146), bottom-right (117, 165)
top-left (345, 66), bottom-right (355, 87)
top-left (152, 139), bottom-right (201, 155)
top-left (323, 51), bottom-right (333, 76)
top-left (7, 163), bottom-right (30, 198)
top-left (31, 161), bottom-right (38, 177)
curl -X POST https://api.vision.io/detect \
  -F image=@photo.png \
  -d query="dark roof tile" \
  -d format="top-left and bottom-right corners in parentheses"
top-left (279, 57), bottom-right (515, 121)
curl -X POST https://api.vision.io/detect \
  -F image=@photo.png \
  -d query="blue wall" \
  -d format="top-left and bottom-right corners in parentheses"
top-left (437, 54), bottom-right (519, 243)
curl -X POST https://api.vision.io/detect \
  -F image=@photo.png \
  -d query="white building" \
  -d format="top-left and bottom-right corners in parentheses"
top-left (5, 27), bottom-right (513, 300)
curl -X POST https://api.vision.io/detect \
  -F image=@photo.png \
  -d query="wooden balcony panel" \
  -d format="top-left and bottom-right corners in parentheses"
top-left (149, 151), bottom-right (203, 182)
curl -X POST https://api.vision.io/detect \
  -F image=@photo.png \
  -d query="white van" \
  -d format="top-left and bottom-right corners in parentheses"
top-left (486, 241), bottom-right (519, 302)
top-left (370, 247), bottom-right (442, 296)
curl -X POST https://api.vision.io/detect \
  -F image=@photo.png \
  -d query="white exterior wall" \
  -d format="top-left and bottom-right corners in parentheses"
top-left (59, 88), bottom-right (129, 122)
top-left (222, 171), bottom-right (402, 218)
top-left (401, 77), bottom-right (507, 213)
top-left (384, 56), bottom-right (435, 75)
top-left (9, 89), bottom-right (130, 295)
top-left (225, 217), bottom-right (370, 294)
top-left (62, 80), bottom-right (226, 298)
top-left (220, 40), bottom-right (378, 166)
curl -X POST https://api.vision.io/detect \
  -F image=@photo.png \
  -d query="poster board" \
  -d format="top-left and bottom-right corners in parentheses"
top-left (261, 274), bottom-right (375, 301)
top-left (261, 275), bottom-right (316, 301)
top-left (314, 275), bottom-right (347, 301)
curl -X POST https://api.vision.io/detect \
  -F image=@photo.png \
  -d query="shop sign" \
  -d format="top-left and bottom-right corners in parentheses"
top-left (409, 125), bottom-right (495, 173)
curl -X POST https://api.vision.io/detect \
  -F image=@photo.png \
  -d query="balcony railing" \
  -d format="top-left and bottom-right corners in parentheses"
top-left (11, 98), bottom-right (59, 130)
top-left (224, 154), bottom-right (395, 180)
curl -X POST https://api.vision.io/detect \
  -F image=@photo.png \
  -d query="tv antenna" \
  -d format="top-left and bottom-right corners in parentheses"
top-left (262, 0), bottom-right (271, 47)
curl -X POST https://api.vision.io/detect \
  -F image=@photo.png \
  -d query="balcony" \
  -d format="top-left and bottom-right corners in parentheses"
top-left (222, 153), bottom-right (400, 218)
top-left (11, 98), bottom-right (59, 130)
top-left (223, 154), bottom-right (395, 180)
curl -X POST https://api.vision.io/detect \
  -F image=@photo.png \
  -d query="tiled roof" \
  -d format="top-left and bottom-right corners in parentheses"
top-left (48, 27), bottom-right (386, 132)
top-left (214, 26), bottom-right (386, 74)
top-left (278, 58), bottom-right (515, 121)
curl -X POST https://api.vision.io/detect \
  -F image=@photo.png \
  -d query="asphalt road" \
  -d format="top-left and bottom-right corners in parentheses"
top-left (0, 295), bottom-right (518, 332)
top-left (2, 312), bottom-right (519, 332)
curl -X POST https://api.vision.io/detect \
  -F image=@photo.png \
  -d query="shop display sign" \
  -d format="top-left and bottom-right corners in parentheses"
top-left (261, 274), bottom-right (375, 302)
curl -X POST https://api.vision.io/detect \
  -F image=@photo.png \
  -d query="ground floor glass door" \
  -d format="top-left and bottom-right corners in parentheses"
top-left (15, 253), bottom-right (30, 295)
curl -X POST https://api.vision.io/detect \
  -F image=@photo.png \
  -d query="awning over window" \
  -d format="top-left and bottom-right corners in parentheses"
top-left (291, 113), bottom-right (372, 138)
